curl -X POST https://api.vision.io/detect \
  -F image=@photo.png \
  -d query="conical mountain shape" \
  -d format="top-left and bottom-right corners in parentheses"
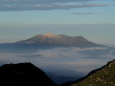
top-left (17, 33), bottom-right (102, 47)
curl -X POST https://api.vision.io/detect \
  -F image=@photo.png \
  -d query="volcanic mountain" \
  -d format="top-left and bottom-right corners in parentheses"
top-left (0, 33), bottom-right (105, 53)
top-left (17, 33), bottom-right (102, 47)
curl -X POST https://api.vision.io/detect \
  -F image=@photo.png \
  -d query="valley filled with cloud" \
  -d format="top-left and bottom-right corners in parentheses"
top-left (0, 47), bottom-right (115, 82)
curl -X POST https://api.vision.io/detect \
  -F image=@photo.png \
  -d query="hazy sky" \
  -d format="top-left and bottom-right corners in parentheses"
top-left (0, 0), bottom-right (115, 45)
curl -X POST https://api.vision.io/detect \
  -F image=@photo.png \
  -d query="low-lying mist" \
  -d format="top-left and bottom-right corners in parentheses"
top-left (0, 47), bottom-right (115, 84)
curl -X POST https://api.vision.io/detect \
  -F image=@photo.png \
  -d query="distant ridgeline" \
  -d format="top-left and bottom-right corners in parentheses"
top-left (0, 59), bottom-right (115, 86)
top-left (0, 33), bottom-right (106, 53)
top-left (61, 59), bottom-right (115, 86)
top-left (17, 33), bottom-right (103, 47)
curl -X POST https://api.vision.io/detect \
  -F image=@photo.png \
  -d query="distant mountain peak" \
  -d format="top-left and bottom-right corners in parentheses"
top-left (42, 33), bottom-right (61, 38)
top-left (17, 33), bottom-right (102, 47)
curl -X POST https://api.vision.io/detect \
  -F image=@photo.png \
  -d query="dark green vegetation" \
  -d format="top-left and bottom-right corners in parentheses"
top-left (71, 59), bottom-right (115, 86)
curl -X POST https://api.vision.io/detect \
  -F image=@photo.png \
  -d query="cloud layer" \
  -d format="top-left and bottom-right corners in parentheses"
top-left (0, 46), bottom-right (115, 83)
top-left (72, 12), bottom-right (96, 14)
top-left (0, 47), bottom-right (114, 74)
top-left (0, 0), bottom-right (114, 11)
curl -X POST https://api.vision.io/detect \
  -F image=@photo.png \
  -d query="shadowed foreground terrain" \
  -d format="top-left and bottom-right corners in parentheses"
top-left (0, 59), bottom-right (115, 86)
top-left (61, 59), bottom-right (115, 86)
top-left (0, 63), bottom-right (57, 86)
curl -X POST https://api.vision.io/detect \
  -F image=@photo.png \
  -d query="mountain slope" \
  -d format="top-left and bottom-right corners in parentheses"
top-left (17, 33), bottom-right (102, 47)
top-left (70, 59), bottom-right (115, 86)
top-left (0, 60), bottom-right (114, 86)
top-left (0, 63), bottom-right (57, 86)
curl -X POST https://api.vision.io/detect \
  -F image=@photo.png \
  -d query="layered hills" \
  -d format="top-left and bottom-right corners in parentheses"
top-left (0, 59), bottom-right (114, 86)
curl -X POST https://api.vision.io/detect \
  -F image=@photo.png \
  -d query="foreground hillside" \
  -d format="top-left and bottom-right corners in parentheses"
top-left (71, 59), bottom-right (115, 86)
top-left (0, 59), bottom-right (114, 86)
top-left (0, 63), bottom-right (57, 86)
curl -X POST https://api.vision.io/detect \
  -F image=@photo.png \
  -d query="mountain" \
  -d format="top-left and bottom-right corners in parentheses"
top-left (0, 33), bottom-right (105, 53)
top-left (0, 63), bottom-right (57, 86)
top-left (17, 33), bottom-right (102, 47)
top-left (60, 59), bottom-right (115, 86)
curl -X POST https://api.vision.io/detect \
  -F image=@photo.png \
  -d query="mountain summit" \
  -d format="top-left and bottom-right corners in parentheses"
top-left (41, 33), bottom-right (61, 38)
top-left (17, 33), bottom-right (102, 47)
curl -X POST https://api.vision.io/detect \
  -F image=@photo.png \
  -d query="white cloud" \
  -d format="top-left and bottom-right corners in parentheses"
top-left (0, 47), bottom-right (114, 78)
top-left (100, 53), bottom-right (115, 59)
top-left (0, 53), bottom-right (29, 64)
top-left (36, 47), bottom-right (88, 58)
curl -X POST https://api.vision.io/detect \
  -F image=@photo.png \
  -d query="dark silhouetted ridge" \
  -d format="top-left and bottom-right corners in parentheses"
top-left (0, 63), bottom-right (57, 86)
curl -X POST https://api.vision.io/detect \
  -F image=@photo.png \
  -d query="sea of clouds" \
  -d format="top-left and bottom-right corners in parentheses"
top-left (0, 47), bottom-right (114, 78)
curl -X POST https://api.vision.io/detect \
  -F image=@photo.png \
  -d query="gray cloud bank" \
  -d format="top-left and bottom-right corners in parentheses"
top-left (0, 46), bottom-right (115, 84)
top-left (0, 47), bottom-right (115, 77)
top-left (0, 0), bottom-right (114, 11)
top-left (72, 12), bottom-right (96, 14)
top-left (0, 50), bottom-right (101, 84)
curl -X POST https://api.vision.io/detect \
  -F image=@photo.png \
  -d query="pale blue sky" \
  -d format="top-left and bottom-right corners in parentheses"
top-left (0, 0), bottom-right (115, 46)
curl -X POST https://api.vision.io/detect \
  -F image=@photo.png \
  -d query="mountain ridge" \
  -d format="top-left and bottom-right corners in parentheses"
top-left (17, 33), bottom-right (103, 47)
top-left (60, 59), bottom-right (115, 86)
top-left (0, 59), bottom-right (114, 86)
top-left (0, 62), bottom-right (57, 86)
